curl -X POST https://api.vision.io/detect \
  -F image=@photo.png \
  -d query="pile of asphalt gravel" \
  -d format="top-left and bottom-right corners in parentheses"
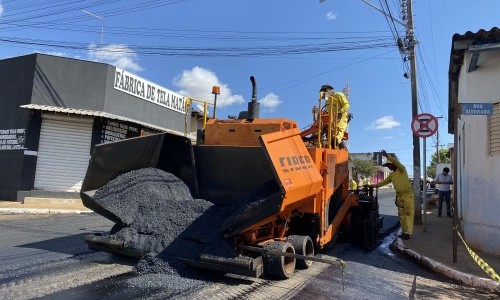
top-left (91, 168), bottom-right (241, 275)
top-left (126, 273), bottom-right (207, 291)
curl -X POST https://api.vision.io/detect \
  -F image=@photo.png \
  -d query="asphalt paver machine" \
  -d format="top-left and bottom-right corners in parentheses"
top-left (81, 77), bottom-right (382, 279)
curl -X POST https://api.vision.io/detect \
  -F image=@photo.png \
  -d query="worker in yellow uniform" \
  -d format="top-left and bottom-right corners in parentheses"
top-left (319, 84), bottom-right (349, 148)
top-left (358, 176), bottom-right (366, 188)
top-left (349, 178), bottom-right (357, 191)
top-left (369, 150), bottom-right (414, 240)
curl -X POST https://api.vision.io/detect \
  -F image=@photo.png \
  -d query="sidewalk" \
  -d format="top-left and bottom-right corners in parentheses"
top-left (393, 202), bottom-right (500, 293)
top-left (0, 198), bottom-right (92, 214)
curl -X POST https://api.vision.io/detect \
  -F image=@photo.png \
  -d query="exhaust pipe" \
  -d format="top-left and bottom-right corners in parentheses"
top-left (237, 76), bottom-right (260, 120)
top-left (247, 76), bottom-right (260, 120)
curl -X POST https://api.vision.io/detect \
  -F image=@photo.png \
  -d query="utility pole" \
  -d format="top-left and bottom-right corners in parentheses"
top-left (337, 0), bottom-right (423, 223)
top-left (435, 116), bottom-right (443, 163)
top-left (436, 133), bottom-right (440, 163)
top-left (402, 0), bottom-right (422, 224)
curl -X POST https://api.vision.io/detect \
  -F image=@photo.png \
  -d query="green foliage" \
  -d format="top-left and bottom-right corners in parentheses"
top-left (426, 149), bottom-right (451, 178)
top-left (351, 158), bottom-right (377, 180)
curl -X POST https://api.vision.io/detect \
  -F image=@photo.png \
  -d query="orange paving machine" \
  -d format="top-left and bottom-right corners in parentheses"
top-left (81, 76), bottom-right (382, 279)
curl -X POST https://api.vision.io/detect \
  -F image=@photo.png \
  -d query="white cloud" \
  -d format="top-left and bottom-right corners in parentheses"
top-left (44, 51), bottom-right (70, 57)
top-left (259, 93), bottom-right (282, 112)
top-left (173, 66), bottom-right (244, 108)
top-left (383, 136), bottom-right (394, 140)
top-left (88, 43), bottom-right (143, 72)
top-left (195, 103), bottom-right (210, 115)
top-left (326, 11), bottom-right (337, 21)
top-left (366, 116), bottom-right (401, 130)
top-left (0, 4), bottom-right (4, 17)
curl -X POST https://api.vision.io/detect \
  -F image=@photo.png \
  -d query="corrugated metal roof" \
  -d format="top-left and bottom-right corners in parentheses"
top-left (449, 27), bottom-right (500, 74)
top-left (20, 104), bottom-right (187, 137)
top-left (452, 27), bottom-right (500, 42)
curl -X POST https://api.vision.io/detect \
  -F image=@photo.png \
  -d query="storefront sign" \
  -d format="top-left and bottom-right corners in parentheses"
top-left (0, 128), bottom-right (25, 150)
top-left (113, 68), bottom-right (187, 114)
top-left (100, 120), bottom-right (139, 143)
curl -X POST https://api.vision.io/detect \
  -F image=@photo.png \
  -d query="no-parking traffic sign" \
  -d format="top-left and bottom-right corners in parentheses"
top-left (411, 113), bottom-right (438, 138)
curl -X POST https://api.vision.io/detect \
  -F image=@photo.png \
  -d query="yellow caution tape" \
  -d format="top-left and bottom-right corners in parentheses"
top-left (455, 228), bottom-right (500, 282)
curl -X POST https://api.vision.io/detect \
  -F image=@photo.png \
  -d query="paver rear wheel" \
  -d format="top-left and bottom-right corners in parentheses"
top-left (263, 241), bottom-right (296, 279)
top-left (287, 235), bottom-right (314, 269)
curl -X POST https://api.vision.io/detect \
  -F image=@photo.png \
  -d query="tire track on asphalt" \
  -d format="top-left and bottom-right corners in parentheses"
top-left (182, 253), bottom-right (340, 300)
top-left (0, 252), bottom-right (134, 300)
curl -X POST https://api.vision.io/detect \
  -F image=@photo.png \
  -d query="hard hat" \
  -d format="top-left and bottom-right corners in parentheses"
top-left (319, 84), bottom-right (333, 92)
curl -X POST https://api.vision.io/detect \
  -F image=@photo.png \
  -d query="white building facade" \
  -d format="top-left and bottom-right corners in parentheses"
top-left (448, 28), bottom-right (500, 255)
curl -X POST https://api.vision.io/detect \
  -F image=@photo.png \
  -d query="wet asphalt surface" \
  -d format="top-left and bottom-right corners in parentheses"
top-left (0, 190), bottom-right (496, 299)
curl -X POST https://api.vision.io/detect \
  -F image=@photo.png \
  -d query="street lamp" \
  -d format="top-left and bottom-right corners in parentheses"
top-left (82, 9), bottom-right (104, 61)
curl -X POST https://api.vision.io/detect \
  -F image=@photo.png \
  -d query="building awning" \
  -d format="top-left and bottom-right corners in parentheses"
top-left (20, 104), bottom-right (192, 139)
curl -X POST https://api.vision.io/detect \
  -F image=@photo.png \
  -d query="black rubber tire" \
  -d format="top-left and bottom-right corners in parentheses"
top-left (324, 187), bottom-right (343, 249)
top-left (346, 207), bottom-right (364, 245)
top-left (287, 235), bottom-right (314, 269)
top-left (363, 218), bottom-right (380, 250)
top-left (263, 241), bottom-right (296, 279)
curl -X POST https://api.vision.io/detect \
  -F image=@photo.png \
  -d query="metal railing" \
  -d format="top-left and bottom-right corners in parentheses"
top-left (184, 97), bottom-right (214, 137)
top-left (316, 91), bottom-right (339, 149)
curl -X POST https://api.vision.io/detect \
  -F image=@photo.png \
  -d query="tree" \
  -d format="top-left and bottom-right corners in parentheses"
top-left (351, 158), bottom-right (377, 180)
top-left (426, 149), bottom-right (451, 178)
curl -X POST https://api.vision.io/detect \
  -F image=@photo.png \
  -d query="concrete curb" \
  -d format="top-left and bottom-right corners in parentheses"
top-left (392, 230), bottom-right (500, 293)
top-left (0, 208), bottom-right (92, 214)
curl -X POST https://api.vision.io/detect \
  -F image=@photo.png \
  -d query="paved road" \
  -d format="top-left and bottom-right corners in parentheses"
top-left (0, 196), bottom-right (496, 299)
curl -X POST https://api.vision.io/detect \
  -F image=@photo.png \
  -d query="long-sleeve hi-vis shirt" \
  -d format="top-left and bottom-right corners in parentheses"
top-left (325, 92), bottom-right (349, 117)
top-left (374, 154), bottom-right (412, 196)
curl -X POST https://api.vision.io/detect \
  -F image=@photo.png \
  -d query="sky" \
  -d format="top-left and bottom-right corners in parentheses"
top-left (0, 0), bottom-right (499, 175)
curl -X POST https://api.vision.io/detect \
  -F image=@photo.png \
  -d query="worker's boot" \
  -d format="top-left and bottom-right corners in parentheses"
top-left (398, 233), bottom-right (410, 240)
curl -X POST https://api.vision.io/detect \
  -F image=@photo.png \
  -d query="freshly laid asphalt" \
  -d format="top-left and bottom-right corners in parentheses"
top-left (1, 187), bottom-right (499, 294)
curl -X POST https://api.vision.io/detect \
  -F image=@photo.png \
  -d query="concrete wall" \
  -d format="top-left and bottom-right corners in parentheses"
top-left (457, 50), bottom-right (500, 255)
top-left (32, 54), bottom-right (106, 111)
top-left (32, 54), bottom-right (190, 134)
top-left (0, 54), bottom-right (40, 199)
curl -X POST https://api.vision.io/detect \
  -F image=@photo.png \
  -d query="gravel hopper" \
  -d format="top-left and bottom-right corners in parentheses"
top-left (81, 77), bottom-right (382, 279)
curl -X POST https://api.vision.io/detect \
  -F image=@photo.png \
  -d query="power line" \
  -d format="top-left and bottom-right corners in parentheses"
top-left (267, 49), bottom-right (398, 94)
top-left (0, 35), bottom-right (395, 57)
top-left (416, 45), bottom-right (447, 119)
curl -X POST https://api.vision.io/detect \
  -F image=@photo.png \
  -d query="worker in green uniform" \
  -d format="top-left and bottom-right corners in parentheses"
top-left (319, 84), bottom-right (350, 148)
top-left (369, 150), bottom-right (414, 240)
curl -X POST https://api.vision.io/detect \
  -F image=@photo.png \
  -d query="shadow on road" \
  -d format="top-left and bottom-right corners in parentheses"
top-left (18, 232), bottom-right (100, 256)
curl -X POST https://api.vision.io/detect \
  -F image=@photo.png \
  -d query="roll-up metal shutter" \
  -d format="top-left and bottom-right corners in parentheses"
top-left (34, 114), bottom-right (93, 192)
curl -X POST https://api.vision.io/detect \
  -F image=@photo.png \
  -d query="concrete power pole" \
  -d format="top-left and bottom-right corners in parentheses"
top-left (356, 0), bottom-right (422, 223)
top-left (405, 0), bottom-right (422, 224)
top-left (436, 132), bottom-right (440, 163)
top-left (435, 116), bottom-right (443, 164)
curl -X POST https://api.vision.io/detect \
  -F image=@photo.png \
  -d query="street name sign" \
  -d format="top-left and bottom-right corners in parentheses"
top-left (461, 103), bottom-right (493, 115)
